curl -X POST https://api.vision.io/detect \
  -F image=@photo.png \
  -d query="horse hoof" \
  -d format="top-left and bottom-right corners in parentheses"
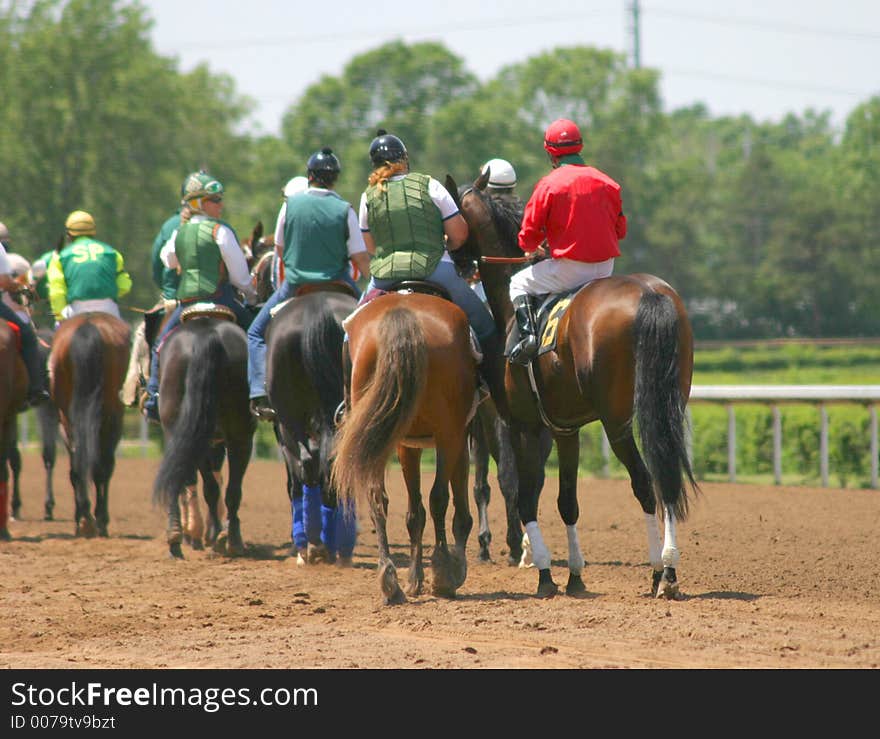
top-left (535, 569), bottom-right (558, 599)
top-left (98, 526), bottom-right (109, 538)
top-left (336, 555), bottom-right (353, 568)
top-left (379, 561), bottom-right (406, 604)
top-left (0, 528), bottom-right (11, 542)
top-left (384, 588), bottom-right (407, 606)
top-left (44, 512), bottom-right (54, 521)
top-left (655, 567), bottom-right (681, 600)
top-left (169, 542), bottom-right (184, 559)
top-left (77, 518), bottom-right (97, 538)
top-left (651, 569), bottom-right (663, 596)
top-left (295, 552), bottom-right (306, 566)
top-left (478, 547), bottom-right (491, 563)
top-left (565, 574), bottom-right (587, 596)
top-left (307, 543), bottom-right (329, 564)
top-left (213, 532), bottom-right (228, 555)
top-left (227, 538), bottom-right (244, 557)
top-left (190, 538), bottom-right (204, 551)
top-left (451, 550), bottom-right (468, 589)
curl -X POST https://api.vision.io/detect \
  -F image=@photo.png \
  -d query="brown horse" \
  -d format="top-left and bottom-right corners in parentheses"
top-left (151, 309), bottom-right (255, 559)
top-left (331, 291), bottom-right (479, 604)
top-left (448, 171), bottom-right (698, 599)
top-left (48, 312), bottom-right (131, 537)
top-left (0, 321), bottom-right (28, 540)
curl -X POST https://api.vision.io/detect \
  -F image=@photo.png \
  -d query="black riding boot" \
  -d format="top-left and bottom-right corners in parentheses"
top-left (509, 295), bottom-right (538, 366)
top-left (19, 322), bottom-right (49, 407)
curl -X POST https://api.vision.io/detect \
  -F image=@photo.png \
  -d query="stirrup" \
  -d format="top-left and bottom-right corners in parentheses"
top-left (249, 397), bottom-right (275, 421)
top-left (508, 337), bottom-right (537, 366)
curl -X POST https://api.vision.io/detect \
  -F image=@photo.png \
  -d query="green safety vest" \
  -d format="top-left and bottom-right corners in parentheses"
top-left (366, 172), bottom-right (445, 280)
top-left (175, 219), bottom-right (223, 301)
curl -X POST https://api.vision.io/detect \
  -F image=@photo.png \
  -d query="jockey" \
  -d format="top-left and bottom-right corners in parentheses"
top-left (508, 118), bottom-right (627, 365)
top-left (358, 130), bottom-right (507, 413)
top-left (0, 228), bottom-right (49, 407)
top-left (142, 172), bottom-right (257, 422)
top-left (482, 157), bottom-right (525, 211)
top-left (247, 149), bottom-right (370, 420)
top-left (48, 210), bottom-right (132, 323)
top-left (123, 174), bottom-right (191, 407)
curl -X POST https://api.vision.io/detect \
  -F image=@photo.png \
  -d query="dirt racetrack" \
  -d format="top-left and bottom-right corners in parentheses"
top-left (2, 453), bottom-right (879, 669)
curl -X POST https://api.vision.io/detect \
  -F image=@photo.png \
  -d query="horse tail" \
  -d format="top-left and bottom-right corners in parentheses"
top-left (301, 304), bottom-right (346, 478)
top-left (68, 322), bottom-right (105, 493)
top-left (331, 307), bottom-right (427, 505)
top-left (152, 328), bottom-right (225, 509)
top-left (632, 291), bottom-right (698, 522)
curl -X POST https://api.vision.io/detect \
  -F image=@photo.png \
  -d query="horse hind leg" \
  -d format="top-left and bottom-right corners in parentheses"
top-left (9, 443), bottom-right (22, 520)
top-left (180, 484), bottom-right (205, 550)
top-left (469, 418), bottom-right (492, 562)
top-left (605, 428), bottom-right (679, 599)
top-left (370, 485), bottom-right (405, 605)
top-left (399, 445), bottom-right (426, 596)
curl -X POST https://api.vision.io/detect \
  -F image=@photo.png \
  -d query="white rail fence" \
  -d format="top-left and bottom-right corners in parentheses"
top-left (685, 385), bottom-right (880, 489)
top-left (17, 386), bottom-right (880, 489)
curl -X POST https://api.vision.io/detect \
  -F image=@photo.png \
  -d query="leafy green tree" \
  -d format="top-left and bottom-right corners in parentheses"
top-left (0, 0), bottom-right (256, 313)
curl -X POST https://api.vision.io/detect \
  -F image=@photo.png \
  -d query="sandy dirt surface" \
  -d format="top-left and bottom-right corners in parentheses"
top-left (2, 453), bottom-right (879, 669)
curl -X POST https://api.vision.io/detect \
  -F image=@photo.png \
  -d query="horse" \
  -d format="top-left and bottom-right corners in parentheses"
top-left (9, 328), bottom-right (60, 522)
top-left (0, 321), bottom-right (28, 540)
top-left (448, 170), bottom-right (699, 599)
top-left (151, 305), bottom-right (255, 559)
top-left (264, 282), bottom-right (360, 565)
top-left (48, 312), bottom-right (131, 537)
top-left (331, 290), bottom-right (480, 604)
top-left (469, 391), bottom-right (552, 565)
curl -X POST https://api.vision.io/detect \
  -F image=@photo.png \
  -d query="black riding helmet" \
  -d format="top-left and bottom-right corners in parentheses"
top-left (369, 129), bottom-right (407, 167)
top-left (307, 147), bottom-right (341, 186)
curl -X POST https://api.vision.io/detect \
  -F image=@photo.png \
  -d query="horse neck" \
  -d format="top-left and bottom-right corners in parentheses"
top-left (479, 267), bottom-right (514, 333)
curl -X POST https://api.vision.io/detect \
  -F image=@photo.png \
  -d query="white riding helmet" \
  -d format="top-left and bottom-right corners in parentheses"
top-left (283, 176), bottom-right (309, 198)
top-left (481, 158), bottom-right (517, 189)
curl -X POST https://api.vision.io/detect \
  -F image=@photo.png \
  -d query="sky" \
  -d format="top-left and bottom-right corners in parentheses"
top-left (142, 0), bottom-right (880, 137)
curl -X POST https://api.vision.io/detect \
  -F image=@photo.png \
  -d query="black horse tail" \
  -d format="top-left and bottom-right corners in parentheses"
top-left (152, 328), bottom-right (225, 509)
top-left (331, 307), bottom-right (427, 506)
top-left (633, 291), bottom-right (698, 522)
top-left (68, 322), bottom-right (105, 493)
top-left (300, 304), bottom-right (346, 479)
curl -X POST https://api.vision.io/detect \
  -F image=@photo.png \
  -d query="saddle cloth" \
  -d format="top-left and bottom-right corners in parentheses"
top-left (504, 289), bottom-right (577, 358)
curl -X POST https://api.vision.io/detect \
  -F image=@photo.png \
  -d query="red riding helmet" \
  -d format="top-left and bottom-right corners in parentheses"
top-left (543, 118), bottom-right (583, 157)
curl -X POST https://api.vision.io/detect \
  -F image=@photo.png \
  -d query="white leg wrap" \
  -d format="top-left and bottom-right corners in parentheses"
top-left (661, 506), bottom-right (680, 569)
top-left (524, 521), bottom-right (551, 571)
top-left (644, 512), bottom-right (663, 570)
top-left (565, 525), bottom-right (584, 575)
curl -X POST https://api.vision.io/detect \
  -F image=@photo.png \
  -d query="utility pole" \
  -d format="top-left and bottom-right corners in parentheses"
top-left (627, 0), bottom-right (642, 69)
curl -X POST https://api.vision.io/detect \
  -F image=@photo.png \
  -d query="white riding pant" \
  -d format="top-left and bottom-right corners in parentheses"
top-left (61, 299), bottom-right (121, 319)
top-left (509, 257), bottom-right (615, 300)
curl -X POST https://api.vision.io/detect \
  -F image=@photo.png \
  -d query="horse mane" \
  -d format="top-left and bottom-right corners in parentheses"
top-left (462, 185), bottom-right (523, 258)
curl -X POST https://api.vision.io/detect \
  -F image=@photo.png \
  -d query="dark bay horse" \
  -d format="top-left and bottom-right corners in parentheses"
top-left (331, 291), bottom-right (479, 604)
top-left (10, 328), bottom-right (59, 522)
top-left (448, 171), bottom-right (698, 599)
top-left (152, 309), bottom-right (255, 559)
top-left (0, 321), bottom-right (28, 540)
top-left (265, 284), bottom-right (359, 565)
top-left (48, 313), bottom-right (130, 537)
top-left (469, 391), bottom-right (552, 565)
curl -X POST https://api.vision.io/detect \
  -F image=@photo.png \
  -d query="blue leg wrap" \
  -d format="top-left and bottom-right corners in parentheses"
top-left (336, 501), bottom-right (358, 558)
top-left (291, 494), bottom-right (306, 550)
top-left (320, 505), bottom-right (337, 555)
top-left (302, 484), bottom-right (322, 543)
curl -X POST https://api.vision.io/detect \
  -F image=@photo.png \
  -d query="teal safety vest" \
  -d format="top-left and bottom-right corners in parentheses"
top-left (282, 191), bottom-right (352, 286)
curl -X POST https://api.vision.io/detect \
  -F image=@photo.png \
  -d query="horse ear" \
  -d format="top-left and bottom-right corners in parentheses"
top-left (445, 175), bottom-right (461, 209)
top-left (475, 167), bottom-right (490, 192)
top-left (252, 221), bottom-right (263, 244)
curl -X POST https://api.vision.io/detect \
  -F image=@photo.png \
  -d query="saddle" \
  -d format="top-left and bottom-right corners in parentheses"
top-left (180, 302), bottom-right (236, 323)
top-left (294, 280), bottom-right (360, 300)
top-left (504, 290), bottom-right (577, 358)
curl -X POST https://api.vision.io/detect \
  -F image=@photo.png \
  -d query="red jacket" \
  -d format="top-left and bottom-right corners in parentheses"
top-left (518, 163), bottom-right (626, 262)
